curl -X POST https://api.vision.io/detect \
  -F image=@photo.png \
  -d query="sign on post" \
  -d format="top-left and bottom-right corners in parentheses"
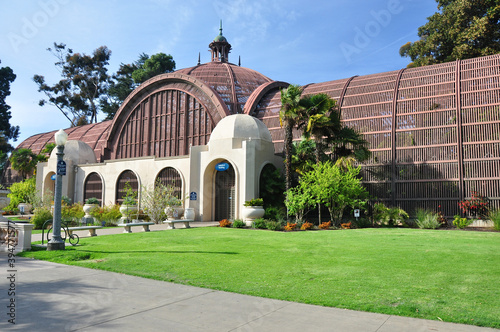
top-left (57, 160), bottom-right (66, 176)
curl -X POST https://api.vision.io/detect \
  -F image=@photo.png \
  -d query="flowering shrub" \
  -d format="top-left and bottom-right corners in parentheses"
top-left (284, 222), bottom-right (297, 231)
top-left (219, 219), bottom-right (232, 227)
top-left (436, 205), bottom-right (447, 227)
top-left (458, 191), bottom-right (489, 219)
top-left (319, 221), bottom-right (332, 229)
top-left (341, 222), bottom-right (352, 229)
top-left (300, 221), bottom-right (313, 230)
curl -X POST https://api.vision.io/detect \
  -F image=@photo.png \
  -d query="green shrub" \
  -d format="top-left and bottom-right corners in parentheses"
top-left (489, 209), bottom-right (500, 231)
top-left (415, 208), bottom-right (440, 229)
top-left (7, 177), bottom-right (36, 210)
top-left (61, 203), bottom-right (84, 223)
top-left (85, 197), bottom-right (100, 205)
top-left (90, 205), bottom-right (122, 225)
top-left (253, 218), bottom-right (267, 229)
top-left (232, 219), bottom-right (245, 228)
top-left (31, 207), bottom-right (53, 230)
top-left (244, 198), bottom-right (263, 206)
top-left (265, 220), bottom-right (282, 231)
top-left (453, 215), bottom-right (472, 229)
top-left (372, 202), bottom-right (409, 226)
top-left (352, 217), bottom-right (372, 228)
top-left (263, 206), bottom-right (285, 220)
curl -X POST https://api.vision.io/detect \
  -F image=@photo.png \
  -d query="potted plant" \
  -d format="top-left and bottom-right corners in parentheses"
top-left (164, 194), bottom-right (183, 220)
top-left (83, 197), bottom-right (100, 217)
top-left (119, 182), bottom-right (138, 223)
top-left (242, 198), bottom-right (264, 226)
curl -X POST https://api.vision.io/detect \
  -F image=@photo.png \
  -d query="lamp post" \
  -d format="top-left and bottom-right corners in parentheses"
top-left (47, 129), bottom-right (68, 251)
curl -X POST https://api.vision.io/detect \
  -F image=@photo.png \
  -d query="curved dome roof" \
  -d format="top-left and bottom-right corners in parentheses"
top-left (209, 114), bottom-right (272, 143)
top-left (51, 140), bottom-right (97, 165)
top-left (214, 34), bottom-right (227, 42)
top-left (175, 62), bottom-right (272, 114)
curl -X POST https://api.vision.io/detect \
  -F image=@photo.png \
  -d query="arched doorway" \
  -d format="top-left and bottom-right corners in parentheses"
top-left (43, 172), bottom-right (55, 198)
top-left (116, 170), bottom-right (138, 204)
top-left (214, 162), bottom-right (235, 220)
top-left (84, 172), bottom-right (103, 205)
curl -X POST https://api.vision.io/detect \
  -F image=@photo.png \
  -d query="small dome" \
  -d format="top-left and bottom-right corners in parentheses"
top-left (209, 114), bottom-right (272, 143)
top-left (50, 140), bottom-right (97, 164)
top-left (214, 34), bottom-right (227, 42)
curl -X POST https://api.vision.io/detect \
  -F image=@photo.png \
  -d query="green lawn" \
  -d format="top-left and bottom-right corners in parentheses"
top-left (18, 227), bottom-right (500, 328)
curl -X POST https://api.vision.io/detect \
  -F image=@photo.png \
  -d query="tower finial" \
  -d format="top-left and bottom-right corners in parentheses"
top-left (238, 55), bottom-right (241, 67)
top-left (219, 19), bottom-right (223, 35)
top-left (198, 52), bottom-right (201, 65)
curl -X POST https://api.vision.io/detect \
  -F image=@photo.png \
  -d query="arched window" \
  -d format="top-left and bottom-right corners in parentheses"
top-left (116, 170), bottom-right (138, 204)
top-left (84, 172), bottom-right (103, 205)
top-left (156, 167), bottom-right (182, 199)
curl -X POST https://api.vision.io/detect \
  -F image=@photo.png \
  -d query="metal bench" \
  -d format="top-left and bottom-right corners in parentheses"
top-left (117, 222), bottom-right (155, 233)
top-left (163, 219), bottom-right (193, 229)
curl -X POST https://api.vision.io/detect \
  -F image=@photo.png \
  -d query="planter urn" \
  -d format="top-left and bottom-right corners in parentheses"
top-left (242, 206), bottom-right (265, 226)
top-left (165, 206), bottom-right (184, 220)
top-left (120, 204), bottom-right (138, 222)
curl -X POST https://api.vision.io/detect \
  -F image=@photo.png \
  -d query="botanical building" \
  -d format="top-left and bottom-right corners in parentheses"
top-left (3, 28), bottom-right (499, 219)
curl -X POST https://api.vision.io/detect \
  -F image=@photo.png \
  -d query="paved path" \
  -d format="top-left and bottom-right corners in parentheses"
top-left (1, 223), bottom-right (498, 331)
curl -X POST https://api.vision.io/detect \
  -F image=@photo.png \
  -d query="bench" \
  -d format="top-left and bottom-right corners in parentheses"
top-left (163, 219), bottom-right (193, 229)
top-left (67, 226), bottom-right (103, 237)
top-left (117, 222), bottom-right (155, 233)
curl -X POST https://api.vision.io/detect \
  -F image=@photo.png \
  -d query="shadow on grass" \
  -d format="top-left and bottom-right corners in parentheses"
top-left (27, 245), bottom-right (239, 255)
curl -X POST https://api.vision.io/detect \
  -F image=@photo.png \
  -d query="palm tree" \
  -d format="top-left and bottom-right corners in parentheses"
top-left (9, 148), bottom-right (41, 179)
top-left (279, 84), bottom-right (306, 195)
top-left (302, 93), bottom-right (338, 164)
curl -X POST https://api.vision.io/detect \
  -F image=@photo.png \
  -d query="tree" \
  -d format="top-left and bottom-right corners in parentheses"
top-left (0, 60), bottom-right (20, 154)
top-left (300, 93), bottom-right (370, 224)
top-left (100, 53), bottom-right (175, 119)
top-left (9, 148), bottom-right (45, 179)
top-left (291, 138), bottom-right (317, 178)
top-left (294, 161), bottom-right (369, 226)
top-left (140, 179), bottom-right (178, 224)
top-left (279, 84), bottom-right (306, 197)
top-left (37, 143), bottom-right (56, 162)
top-left (301, 94), bottom-right (337, 164)
top-left (33, 43), bottom-right (112, 126)
top-left (132, 53), bottom-right (175, 84)
top-left (399, 0), bottom-right (500, 67)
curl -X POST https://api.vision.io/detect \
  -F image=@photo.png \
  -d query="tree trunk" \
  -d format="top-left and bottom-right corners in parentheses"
top-left (284, 122), bottom-right (293, 221)
top-left (315, 139), bottom-right (321, 224)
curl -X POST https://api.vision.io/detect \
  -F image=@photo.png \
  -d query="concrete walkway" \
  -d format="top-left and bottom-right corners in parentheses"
top-left (1, 223), bottom-right (498, 331)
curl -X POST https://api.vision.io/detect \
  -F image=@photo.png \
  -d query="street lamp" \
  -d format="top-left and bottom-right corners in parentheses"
top-left (47, 129), bottom-right (68, 251)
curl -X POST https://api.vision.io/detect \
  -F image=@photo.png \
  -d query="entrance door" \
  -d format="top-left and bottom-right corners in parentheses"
top-left (215, 163), bottom-right (235, 220)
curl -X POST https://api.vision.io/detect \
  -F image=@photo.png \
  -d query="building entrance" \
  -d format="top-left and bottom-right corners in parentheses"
top-left (214, 162), bottom-right (235, 220)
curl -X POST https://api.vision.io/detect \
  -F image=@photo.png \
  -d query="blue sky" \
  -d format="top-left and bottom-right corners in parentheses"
top-left (0, 0), bottom-right (439, 146)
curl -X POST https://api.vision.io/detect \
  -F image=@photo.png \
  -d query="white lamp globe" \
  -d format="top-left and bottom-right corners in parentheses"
top-left (54, 129), bottom-right (68, 146)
